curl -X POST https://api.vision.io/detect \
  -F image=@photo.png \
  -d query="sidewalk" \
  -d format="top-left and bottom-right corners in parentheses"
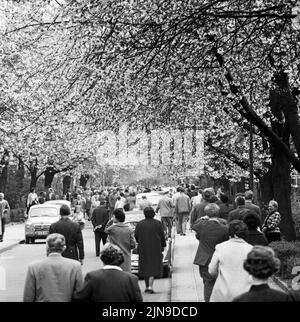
top-left (170, 229), bottom-right (286, 302)
top-left (171, 230), bottom-right (204, 302)
top-left (0, 223), bottom-right (25, 254)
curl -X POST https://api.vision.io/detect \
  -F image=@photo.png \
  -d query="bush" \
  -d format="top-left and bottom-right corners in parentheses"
top-left (270, 241), bottom-right (300, 280)
top-left (7, 208), bottom-right (26, 223)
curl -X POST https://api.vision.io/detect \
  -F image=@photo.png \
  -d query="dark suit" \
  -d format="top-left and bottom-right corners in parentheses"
top-left (73, 268), bottom-right (143, 302)
top-left (233, 284), bottom-right (289, 302)
top-left (49, 218), bottom-right (84, 261)
top-left (91, 206), bottom-right (109, 256)
top-left (228, 206), bottom-right (250, 222)
top-left (244, 230), bottom-right (268, 246)
top-left (245, 201), bottom-right (261, 219)
top-left (192, 218), bottom-right (229, 302)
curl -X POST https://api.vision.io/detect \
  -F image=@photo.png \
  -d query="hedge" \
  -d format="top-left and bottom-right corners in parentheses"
top-left (269, 241), bottom-right (300, 280)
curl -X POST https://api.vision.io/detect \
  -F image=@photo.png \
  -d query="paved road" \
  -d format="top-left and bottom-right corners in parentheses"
top-left (0, 222), bottom-right (171, 302)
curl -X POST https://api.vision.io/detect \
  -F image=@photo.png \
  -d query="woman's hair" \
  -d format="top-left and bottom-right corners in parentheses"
top-left (113, 209), bottom-right (125, 222)
top-left (100, 243), bottom-right (124, 266)
top-left (269, 200), bottom-right (278, 209)
top-left (220, 193), bottom-right (229, 204)
top-left (228, 220), bottom-right (248, 238)
top-left (243, 212), bottom-right (261, 230)
top-left (30, 188), bottom-right (35, 193)
top-left (144, 207), bottom-right (155, 219)
top-left (244, 246), bottom-right (280, 279)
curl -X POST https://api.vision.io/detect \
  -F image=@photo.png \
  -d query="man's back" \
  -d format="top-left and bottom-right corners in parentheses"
top-left (228, 206), bottom-right (250, 222)
top-left (49, 218), bottom-right (84, 260)
top-left (91, 206), bottom-right (109, 227)
top-left (158, 197), bottom-right (174, 217)
top-left (190, 200), bottom-right (209, 227)
top-left (245, 201), bottom-right (261, 218)
top-left (23, 254), bottom-right (83, 302)
top-left (74, 269), bottom-right (143, 302)
top-left (193, 219), bottom-right (229, 266)
top-left (175, 193), bottom-right (190, 213)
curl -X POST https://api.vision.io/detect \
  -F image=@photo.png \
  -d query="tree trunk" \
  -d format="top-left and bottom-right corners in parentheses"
top-left (79, 174), bottom-right (89, 188)
top-left (269, 88), bottom-right (296, 241)
top-left (0, 149), bottom-right (9, 193)
top-left (30, 167), bottom-right (38, 190)
top-left (15, 157), bottom-right (25, 208)
top-left (44, 166), bottom-right (57, 188)
top-left (63, 175), bottom-right (71, 195)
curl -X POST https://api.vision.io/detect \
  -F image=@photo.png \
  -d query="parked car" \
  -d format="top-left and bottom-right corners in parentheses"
top-left (125, 210), bottom-right (172, 278)
top-left (25, 204), bottom-right (62, 244)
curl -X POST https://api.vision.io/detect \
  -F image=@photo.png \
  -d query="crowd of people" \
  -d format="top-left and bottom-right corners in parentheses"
top-left (1, 182), bottom-right (299, 302)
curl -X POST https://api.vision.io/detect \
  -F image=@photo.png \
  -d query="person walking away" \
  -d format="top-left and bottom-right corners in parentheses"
top-left (0, 193), bottom-right (10, 242)
top-left (233, 246), bottom-right (289, 302)
top-left (192, 203), bottom-right (229, 302)
top-left (49, 205), bottom-right (84, 264)
top-left (243, 212), bottom-right (268, 246)
top-left (208, 220), bottom-right (253, 302)
top-left (127, 192), bottom-right (136, 211)
top-left (138, 195), bottom-right (152, 210)
top-left (105, 209), bottom-right (136, 272)
top-left (175, 187), bottom-right (191, 236)
top-left (26, 188), bottom-right (38, 214)
top-left (91, 201), bottom-right (109, 257)
top-left (84, 192), bottom-right (92, 220)
top-left (262, 200), bottom-right (281, 243)
top-left (191, 189), bottom-right (202, 209)
top-left (156, 193), bottom-right (175, 239)
top-left (135, 207), bottom-right (166, 294)
top-left (190, 188), bottom-right (214, 228)
top-left (244, 190), bottom-right (262, 219)
top-left (73, 243), bottom-right (143, 302)
top-left (228, 196), bottom-right (250, 222)
top-left (23, 233), bottom-right (83, 302)
top-left (216, 193), bottom-right (234, 221)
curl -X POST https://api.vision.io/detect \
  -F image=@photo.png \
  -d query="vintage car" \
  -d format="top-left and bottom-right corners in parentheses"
top-left (25, 203), bottom-right (62, 244)
top-left (125, 209), bottom-right (172, 278)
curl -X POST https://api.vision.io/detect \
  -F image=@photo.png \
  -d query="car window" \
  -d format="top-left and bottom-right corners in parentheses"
top-left (29, 207), bottom-right (59, 217)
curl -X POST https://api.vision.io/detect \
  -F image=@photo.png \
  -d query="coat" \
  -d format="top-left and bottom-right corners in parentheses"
top-left (192, 218), bottom-right (229, 266)
top-left (49, 218), bottom-right (84, 260)
top-left (23, 253), bottom-right (83, 302)
top-left (233, 284), bottom-right (290, 302)
top-left (190, 200), bottom-right (210, 227)
top-left (228, 206), bottom-right (250, 222)
top-left (244, 201), bottom-right (262, 219)
top-left (73, 267), bottom-right (143, 302)
top-left (244, 230), bottom-right (268, 246)
top-left (91, 206), bottom-right (109, 232)
top-left (134, 218), bottom-right (166, 277)
top-left (106, 223), bottom-right (136, 272)
top-left (208, 238), bottom-right (253, 302)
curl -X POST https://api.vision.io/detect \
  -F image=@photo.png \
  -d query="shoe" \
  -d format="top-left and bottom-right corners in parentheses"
top-left (96, 254), bottom-right (99, 257)
top-left (145, 289), bottom-right (155, 294)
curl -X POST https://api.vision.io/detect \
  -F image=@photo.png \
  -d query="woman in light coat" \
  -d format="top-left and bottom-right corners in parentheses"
top-left (105, 209), bottom-right (136, 273)
top-left (208, 220), bottom-right (253, 302)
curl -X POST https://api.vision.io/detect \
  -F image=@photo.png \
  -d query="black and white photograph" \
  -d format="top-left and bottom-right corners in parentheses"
top-left (0, 0), bottom-right (300, 311)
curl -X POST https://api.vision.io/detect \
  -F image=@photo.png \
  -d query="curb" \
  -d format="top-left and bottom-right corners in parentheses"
top-left (272, 276), bottom-right (290, 293)
top-left (0, 240), bottom-right (25, 255)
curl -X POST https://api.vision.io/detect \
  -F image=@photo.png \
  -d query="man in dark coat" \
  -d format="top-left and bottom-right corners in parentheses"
top-left (228, 196), bottom-right (250, 222)
top-left (73, 243), bottom-right (143, 302)
top-left (135, 207), bottom-right (166, 294)
top-left (49, 205), bottom-right (84, 263)
top-left (244, 190), bottom-right (262, 219)
top-left (91, 201), bottom-right (109, 257)
top-left (192, 203), bottom-right (229, 302)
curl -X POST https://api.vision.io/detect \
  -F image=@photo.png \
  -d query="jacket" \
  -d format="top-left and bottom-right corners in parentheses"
top-left (49, 218), bottom-right (84, 260)
top-left (23, 253), bottom-right (83, 302)
top-left (91, 206), bottom-right (109, 232)
top-left (73, 267), bottom-right (143, 302)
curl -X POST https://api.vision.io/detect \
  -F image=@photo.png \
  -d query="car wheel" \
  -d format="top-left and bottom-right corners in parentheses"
top-left (25, 237), bottom-right (30, 244)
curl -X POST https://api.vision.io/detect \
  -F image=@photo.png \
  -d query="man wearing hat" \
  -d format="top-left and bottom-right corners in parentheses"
top-left (190, 188), bottom-right (216, 227)
top-left (23, 233), bottom-right (83, 302)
